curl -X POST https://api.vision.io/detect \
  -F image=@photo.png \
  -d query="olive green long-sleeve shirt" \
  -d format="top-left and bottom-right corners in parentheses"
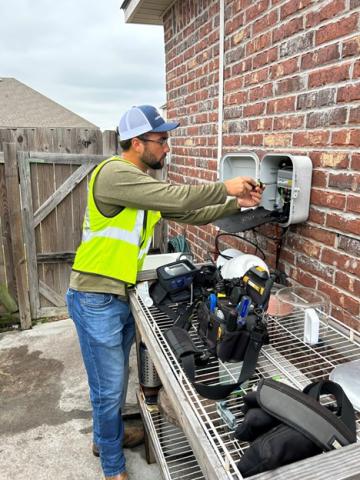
top-left (70, 158), bottom-right (240, 297)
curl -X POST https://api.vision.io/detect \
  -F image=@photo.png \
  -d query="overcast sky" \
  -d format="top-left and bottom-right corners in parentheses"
top-left (0, 0), bottom-right (166, 131)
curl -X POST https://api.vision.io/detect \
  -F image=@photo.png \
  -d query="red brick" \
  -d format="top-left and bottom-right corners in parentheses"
top-left (280, 0), bottom-right (312, 19)
top-left (270, 58), bottom-right (299, 79)
top-left (338, 235), bottom-right (360, 257)
top-left (320, 283), bottom-right (360, 316)
top-left (293, 131), bottom-right (330, 146)
top-left (280, 247), bottom-right (295, 265)
top-left (253, 47), bottom-right (278, 69)
top-left (223, 135), bottom-right (241, 146)
top-left (232, 58), bottom-right (253, 76)
top-left (275, 75), bottom-right (305, 95)
top-left (243, 102), bottom-right (266, 117)
top-left (273, 115), bottom-right (304, 130)
top-left (263, 133), bottom-right (292, 147)
top-left (337, 84), bottom-right (360, 103)
top-left (347, 195), bottom-right (360, 214)
top-left (343, 34), bottom-right (360, 57)
top-left (352, 153), bottom-right (360, 170)
top-left (266, 96), bottom-right (296, 114)
top-left (292, 269), bottom-right (317, 288)
top-left (287, 234), bottom-right (322, 257)
top-left (330, 305), bottom-right (359, 331)
top-left (306, 0), bottom-right (346, 28)
top-left (311, 171), bottom-right (328, 188)
top-left (306, 108), bottom-right (347, 128)
top-left (249, 83), bottom-right (273, 102)
top-left (297, 224), bottom-right (336, 246)
top-left (322, 248), bottom-right (360, 276)
top-left (245, 0), bottom-right (270, 22)
top-left (225, 76), bottom-right (244, 92)
top-left (349, 106), bottom-right (360, 124)
top-left (273, 17), bottom-right (303, 43)
top-left (311, 189), bottom-right (346, 210)
top-left (328, 173), bottom-right (360, 192)
top-left (297, 254), bottom-right (335, 281)
top-left (315, 13), bottom-right (358, 45)
top-left (246, 32), bottom-right (272, 55)
top-left (224, 91), bottom-right (248, 105)
top-left (332, 129), bottom-right (360, 147)
top-left (335, 272), bottom-right (360, 295)
top-left (249, 118), bottom-right (272, 131)
top-left (240, 134), bottom-right (264, 146)
top-left (244, 67), bottom-right (269, 86)
top-left (309, 64), bottom-right (350, 88)
top-left (297, 88), bottom-right (336, 110)
top-left (253, 10), bottom-right (278, 35)
top-left (308, 207), bottom-right (326, 225)
top-left (326, 213), bottom-right (360, 236)
top-left (354, 60), bottom-right (360, 78)
top-left (310, 151), bottom-right (349, 169)
top-left (301, 44), bottom-right (340, 70)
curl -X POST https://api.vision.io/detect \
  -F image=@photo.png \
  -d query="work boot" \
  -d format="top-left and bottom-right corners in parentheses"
top-left (93, 423), bottom-right (145, 457)
top-left (104, 473), bottom-right (128, 480)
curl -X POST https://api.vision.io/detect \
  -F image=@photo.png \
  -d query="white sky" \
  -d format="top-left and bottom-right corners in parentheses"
top-left (0, 0), bottom-right (166, 131)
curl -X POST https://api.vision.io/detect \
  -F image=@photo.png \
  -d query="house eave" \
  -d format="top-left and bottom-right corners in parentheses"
top-left (121, 0), bottom-right (173, 25)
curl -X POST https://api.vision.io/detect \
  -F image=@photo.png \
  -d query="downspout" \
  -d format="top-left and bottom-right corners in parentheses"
top-left (217, 0), bottom-right (225, 179)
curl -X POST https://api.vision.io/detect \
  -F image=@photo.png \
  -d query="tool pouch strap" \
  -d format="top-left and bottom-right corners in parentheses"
top-left (257, 378), bottom-right (357, 451)
top-left (165, 325), bottom-right (265, 400)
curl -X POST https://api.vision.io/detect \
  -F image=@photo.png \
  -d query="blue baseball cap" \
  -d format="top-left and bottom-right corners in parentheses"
top-left (118, 105), bottom-right (180, 141)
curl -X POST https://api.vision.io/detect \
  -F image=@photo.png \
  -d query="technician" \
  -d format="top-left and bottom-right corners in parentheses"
top-left (66, 105), bottom-right (263, 480)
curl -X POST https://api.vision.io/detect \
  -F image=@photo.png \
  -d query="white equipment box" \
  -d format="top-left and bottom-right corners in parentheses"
top-left (215, 152), bottom-right (313, 232)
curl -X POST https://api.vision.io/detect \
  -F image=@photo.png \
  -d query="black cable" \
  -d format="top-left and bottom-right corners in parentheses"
top-left (215, 232), bottom-right (266, 261)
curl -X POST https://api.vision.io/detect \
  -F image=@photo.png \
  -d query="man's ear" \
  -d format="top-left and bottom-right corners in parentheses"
top-left (131, 137), bottom-right (142, 152)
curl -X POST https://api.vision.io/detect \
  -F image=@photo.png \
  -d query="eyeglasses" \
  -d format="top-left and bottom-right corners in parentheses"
top-left (137, 135), bottom-right (169, 146)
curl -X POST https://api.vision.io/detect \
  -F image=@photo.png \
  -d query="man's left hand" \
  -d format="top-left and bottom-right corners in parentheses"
top-left (237, 185), bottom-right (264, 208)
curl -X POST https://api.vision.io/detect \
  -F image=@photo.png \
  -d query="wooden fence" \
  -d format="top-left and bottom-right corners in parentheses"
top-left (0, 128), bottom-right (165, 328)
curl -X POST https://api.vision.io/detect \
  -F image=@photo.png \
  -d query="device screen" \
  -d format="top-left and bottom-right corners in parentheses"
top-left (164, 262), bottom-right (192, 276)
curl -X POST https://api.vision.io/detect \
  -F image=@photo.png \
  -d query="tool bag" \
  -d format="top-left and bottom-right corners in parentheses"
top-left (164, 321), bottom-right (266, 400)
top-left (235, 378), bottom-right (357, 477)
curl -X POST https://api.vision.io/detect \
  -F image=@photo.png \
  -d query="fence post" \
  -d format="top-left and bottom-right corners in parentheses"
top-left (103, 130), bottom-right (119, 156)
top-left (3, 143), bottom-right (32, 329)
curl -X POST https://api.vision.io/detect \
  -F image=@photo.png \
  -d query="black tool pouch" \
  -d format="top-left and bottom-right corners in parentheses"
top-left (217, 329), bottom-right (250, 362)
top-left (196, 300), bottom-right (267, 364)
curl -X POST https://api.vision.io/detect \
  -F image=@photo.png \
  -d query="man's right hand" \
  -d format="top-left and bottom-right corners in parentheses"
top-left (224, 177), bottom-right (257, 197)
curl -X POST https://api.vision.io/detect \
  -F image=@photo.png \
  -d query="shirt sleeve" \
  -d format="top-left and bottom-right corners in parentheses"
top-left (162, 197), bottom-right (240, 225)
top-left (94, 159), bottom-right (228, 215)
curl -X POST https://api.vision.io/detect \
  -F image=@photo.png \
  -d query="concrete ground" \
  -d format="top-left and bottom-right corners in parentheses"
top-left (0, 318), bottom-right (162, 480)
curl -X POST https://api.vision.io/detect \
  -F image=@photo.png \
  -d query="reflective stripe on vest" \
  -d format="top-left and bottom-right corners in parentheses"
top-left (82, 210), bottom-right (144, 245)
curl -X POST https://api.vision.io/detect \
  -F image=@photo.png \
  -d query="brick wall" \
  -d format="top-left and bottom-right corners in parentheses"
top-left (163, 0), bottom-right (360, 328)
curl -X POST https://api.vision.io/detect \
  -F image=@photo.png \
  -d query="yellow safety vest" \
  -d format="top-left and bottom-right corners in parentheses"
top-left (72, 156), bottom-right (161, 284)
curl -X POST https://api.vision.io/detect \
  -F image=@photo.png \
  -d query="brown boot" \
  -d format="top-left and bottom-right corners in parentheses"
top-left (104, 473), bottom-right (128, 480)
top-left (93, 423), bottom-right (145, 456)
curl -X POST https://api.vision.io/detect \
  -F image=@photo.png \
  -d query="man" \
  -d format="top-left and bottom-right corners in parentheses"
top-left (66, 105), bottom-right (263, 480)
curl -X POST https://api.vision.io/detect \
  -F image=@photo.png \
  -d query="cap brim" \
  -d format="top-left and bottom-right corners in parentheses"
top-left (150, 121), bottom-right (180, 133)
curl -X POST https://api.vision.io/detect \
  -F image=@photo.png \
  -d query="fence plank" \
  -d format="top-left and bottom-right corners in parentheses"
top-left (39, 280), bottom-right (66, 307)
top-left (18, 152), bottom-right (41, 318)
top-left (0, 164), bottom-right (17, 297)
top-left (29, 153), bottom-right (105, 164)
top-left (3, 143), bottom-right (32, 329)
top-left (33, 161), bottom-right (97, 228)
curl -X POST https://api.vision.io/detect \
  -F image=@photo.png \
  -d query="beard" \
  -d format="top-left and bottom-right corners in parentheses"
top-left (140, 150), bottom-right (165, 170)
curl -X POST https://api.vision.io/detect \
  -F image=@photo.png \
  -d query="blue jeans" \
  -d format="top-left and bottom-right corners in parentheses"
top-left (66, 288), bottom-right (135, 477)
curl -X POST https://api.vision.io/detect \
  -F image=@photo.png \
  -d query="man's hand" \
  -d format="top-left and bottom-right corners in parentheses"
top-left (237, 184), bottom-right (264, 208)
top-left (224, 176), bottom-right (256, 197)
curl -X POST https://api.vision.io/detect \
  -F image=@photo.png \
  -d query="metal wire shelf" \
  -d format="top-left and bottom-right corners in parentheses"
top-left (137, 390), bottom-right (206, 480)
top-left (134, 291), bottom-right (360, 479)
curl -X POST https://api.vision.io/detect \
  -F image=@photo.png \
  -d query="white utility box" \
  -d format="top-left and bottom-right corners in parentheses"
top-left (214, 152), bottom-right (313, 232)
